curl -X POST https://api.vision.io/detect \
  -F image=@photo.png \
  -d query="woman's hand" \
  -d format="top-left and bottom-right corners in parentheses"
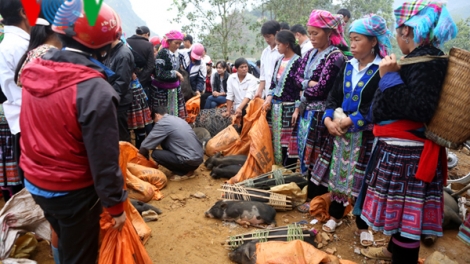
top-left (292, 108), bottom-right (299, 126)
top-left (262, 96), bottom-right (272, 111)
top-left (308, 81), bottom-right (318, 87)
top-left (235, 107), bottom-right (243, 117)
top-left (379, 54), bottom-right (401, 78)
top-left (339, 117), bottom-right (353, 131)
top-left (176, 71), bottom-right (184, 82)
top-left (325, 118), bottom-right (345, 137)
top-left (213, 91), bottom-right (219, 97)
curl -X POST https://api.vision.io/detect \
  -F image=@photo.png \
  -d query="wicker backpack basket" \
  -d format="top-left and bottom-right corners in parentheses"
top-left (399, 47), bottom-right (470, 149)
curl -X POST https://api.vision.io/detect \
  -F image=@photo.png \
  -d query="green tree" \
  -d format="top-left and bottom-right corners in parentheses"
top-left (444, 17), bottom-right (470, 52)
top-left (259, 0), bottom-right (333, 27)
top-left (339, 0), bottom-right (394, 25)
top-left (171, 0), bottom-right (250, 60)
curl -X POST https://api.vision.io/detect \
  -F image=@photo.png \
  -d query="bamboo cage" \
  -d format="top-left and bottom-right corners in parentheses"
top-left (218, 184), bottom-right (293, 211)
top-left (225, 224), bottom-right (312, 250)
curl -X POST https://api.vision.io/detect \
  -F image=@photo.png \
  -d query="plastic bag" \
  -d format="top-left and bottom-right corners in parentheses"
top-left (9, 232), bottom-right (37, 259)
top-left (309, 193), bottom-right (352, 222)
top-left (271, 182), bottom-right (308, 207)
top-left (98, 210), bottom-right (152, 264)
top-left (256, 240), bottom-right (356, 264)
top-left (126, 169), bottom-right (155, 203)
top-left (186, 93), bottom-right (201, 124)
top-left (116, 142), bottom-right (152, 244)
top-left (130, 153), bottom-right (159, 169)
top-left (228, 98), bottom-right (274, 184)
top-left (128, 163), bottom-right (167, 200)
top-left (205, 125), bottom-right (240, 157)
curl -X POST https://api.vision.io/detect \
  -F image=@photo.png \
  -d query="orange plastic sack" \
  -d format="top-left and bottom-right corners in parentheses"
top-left (309, 193), bottom-right (352, 222)
top-left (223, 98), bottom-right (265, 156)
top-left (256, 240), bottom-right (356, 264)
top-left (186, 93), bottom-right (201, 124)
top-left (228, 98), bottom-right (274, 184)
top-left (126, 169), bottom-right (155, 202)
top-left (98, 210), bottom-right (152, 264)
top-left (130, 153), bottom-right (159, 169)
top-left (205, 125), bottom-right (240, 157)
top-left (117, 142), bottom-right (152, 243)
top-left (128, 163), bottom-right (167, 200)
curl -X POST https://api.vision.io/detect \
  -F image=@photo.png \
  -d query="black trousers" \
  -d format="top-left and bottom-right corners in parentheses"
top-left (13, 133), bottom-right (24, 186)
top-left (118, 105), bottom-right (131, 142)
top-left (151, 150), bottom-right (200, 175)
top-left (329, 200), bottom-right (368, 229)
top-left (388, 233), bottom-right (420, 264)
top-left (200, 92), bottom-right (212, 110)
top-left (31, 186), bottom-right (102, 264)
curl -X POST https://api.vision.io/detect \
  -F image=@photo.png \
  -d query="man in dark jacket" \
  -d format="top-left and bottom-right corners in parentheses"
top-left (104, 38), bottom-right (134, 142)
top-left (19, 4), bottom-right (126, 264)
top-left (126, 26), bottom-right (154, 91)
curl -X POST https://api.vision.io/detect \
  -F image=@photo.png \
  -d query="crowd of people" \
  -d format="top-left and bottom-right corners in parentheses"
top-left (0, 0), bottom-right (469, 263)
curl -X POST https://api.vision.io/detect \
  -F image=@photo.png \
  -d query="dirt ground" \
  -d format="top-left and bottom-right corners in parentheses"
top-left (3, 150), bottom-right (469, 263)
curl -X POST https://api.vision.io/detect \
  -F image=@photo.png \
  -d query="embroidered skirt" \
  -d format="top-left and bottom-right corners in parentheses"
top-left (292, 102), bottom-right (328, 175)
top-left (0, 123), bottom-right (21, 187)
top-left (128, 86), bottom-right (153, 130)
top-left (360, 140), bottom-right (444, 241)
top-left (458, 214), bottom-right (470, 246)
top-left (267, 101), bottom-right (297, 165)
top-left (311, 129), bottom-right (374, 203)
top-left (150, 85), bottom-right (187, 119)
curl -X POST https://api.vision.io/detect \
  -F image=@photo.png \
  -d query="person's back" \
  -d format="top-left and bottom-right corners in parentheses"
top-left (156, 114), bottom-right (203, 162)
top-left (126, 26), bottom-right (154, 88)
top-left (140, 105), bottom-right (203, 181)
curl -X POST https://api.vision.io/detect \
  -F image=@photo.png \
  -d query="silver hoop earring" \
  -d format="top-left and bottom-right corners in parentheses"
top-left (401, 35), bottom-right (409, 44)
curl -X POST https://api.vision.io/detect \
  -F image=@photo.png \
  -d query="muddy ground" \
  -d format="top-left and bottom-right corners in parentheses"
top-left (2, 151), bottom-right (469, 263)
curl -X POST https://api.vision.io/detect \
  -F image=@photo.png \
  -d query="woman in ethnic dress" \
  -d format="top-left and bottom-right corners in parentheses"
top-left (359, 1), bottom-right (457, 263)
top-left (294, 10), bottom-right (348, 213)
top-left (262, 30), bottom-right (304, 167)
top-left (151, 30), bottom-right (186, 118)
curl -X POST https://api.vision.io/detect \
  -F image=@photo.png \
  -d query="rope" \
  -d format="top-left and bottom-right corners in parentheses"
top-left (287, 224), bottom-right (304, 241)
top-left (252, 229), bottom-right (270, 243)
top-left (273, 169), bottom-right (285, 186)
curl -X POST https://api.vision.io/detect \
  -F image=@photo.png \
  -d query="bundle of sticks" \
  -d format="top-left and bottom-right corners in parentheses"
top-left (225, 224), bottom-right (316, 250)
top-left (235, 165), bottom-right (307, 190)
top-left (218, 184), bottom-right (293, 211)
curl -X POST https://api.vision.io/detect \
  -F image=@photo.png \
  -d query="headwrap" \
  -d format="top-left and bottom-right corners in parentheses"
top-left (161, 30), bottom-right (184, 49)
top-left (394, 0), bottom-right (457, 46)
top-left (349, 15), bottom-right (392, 58)
top-left (307, 10), bottom-right (348, 47)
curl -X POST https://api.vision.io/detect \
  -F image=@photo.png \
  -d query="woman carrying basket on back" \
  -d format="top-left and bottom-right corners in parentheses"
top-left (358, 1), bottom-right (457, 263)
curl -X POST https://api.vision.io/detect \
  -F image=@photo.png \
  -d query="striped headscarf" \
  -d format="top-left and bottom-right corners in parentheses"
top-left (307, 10), bottom-right (348, 47)
top-left (394, 0), bottom-right (457, 46)
top-left (349, 15), bottom-right (392, 58)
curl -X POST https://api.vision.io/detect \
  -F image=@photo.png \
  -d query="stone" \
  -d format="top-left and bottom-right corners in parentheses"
top-left (142, 210), bottom-right (159, 222)
top-left (325, 248), bottom-right (336, 255)
top-left (317, 243), bottom-right (323, 249)
top-left (283, 219), bottom-right (289, 224)
top-left (424, 251), bottom-right (458, 264)
top-left (354, 247), bottom-right (361, 255)
top-left (321, 232), bottom-right (331, 242)
top-left (170, 194), bottom-right (186, 201)
top-left (191, 192), bottom-right (206, 198)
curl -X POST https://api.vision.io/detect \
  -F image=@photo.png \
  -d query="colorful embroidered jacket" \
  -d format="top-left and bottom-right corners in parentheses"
top-left (154, 48), bottom-right (180, 89)
top-left (302, 47), bottom-right (345, 102)
top-left (269, 54), bottom-right (304, 103)
top-left (323, 62), bottom-right (381, 132)
top-left (370, 45), bottom-right (447, 124)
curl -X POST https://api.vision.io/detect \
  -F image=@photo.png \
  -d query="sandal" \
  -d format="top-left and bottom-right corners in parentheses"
top-left (297, 202), bottom-right (310, 213)
top-left (359, 231), bottom-right (374, 247)
top-left (322, 219), bottom-right (343, 233)
top-left (361, 247), bottom-right (392, 260)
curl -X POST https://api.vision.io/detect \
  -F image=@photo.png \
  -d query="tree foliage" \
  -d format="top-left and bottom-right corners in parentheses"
top-left (444, 17), bottom-right (470, 52)
top-left (259, 0), bottom-right (333, 27)
top-left (339, 0), bottom-right (394, 26)
top-left (171, 0), bottom-right (250, 60)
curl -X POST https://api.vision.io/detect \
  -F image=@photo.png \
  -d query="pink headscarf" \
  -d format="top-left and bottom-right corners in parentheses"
top-left (307, 10), bottom-right (348, 47)
top-left (161, 30), bottom-right (184, 49)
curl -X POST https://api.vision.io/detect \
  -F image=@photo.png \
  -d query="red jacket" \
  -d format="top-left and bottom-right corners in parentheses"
top-left (20, 49), bottom-right (127, 216)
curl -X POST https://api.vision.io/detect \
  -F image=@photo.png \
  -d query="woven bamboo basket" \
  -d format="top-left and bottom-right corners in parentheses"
top-left (425, 47), bottom-right (470, 149)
